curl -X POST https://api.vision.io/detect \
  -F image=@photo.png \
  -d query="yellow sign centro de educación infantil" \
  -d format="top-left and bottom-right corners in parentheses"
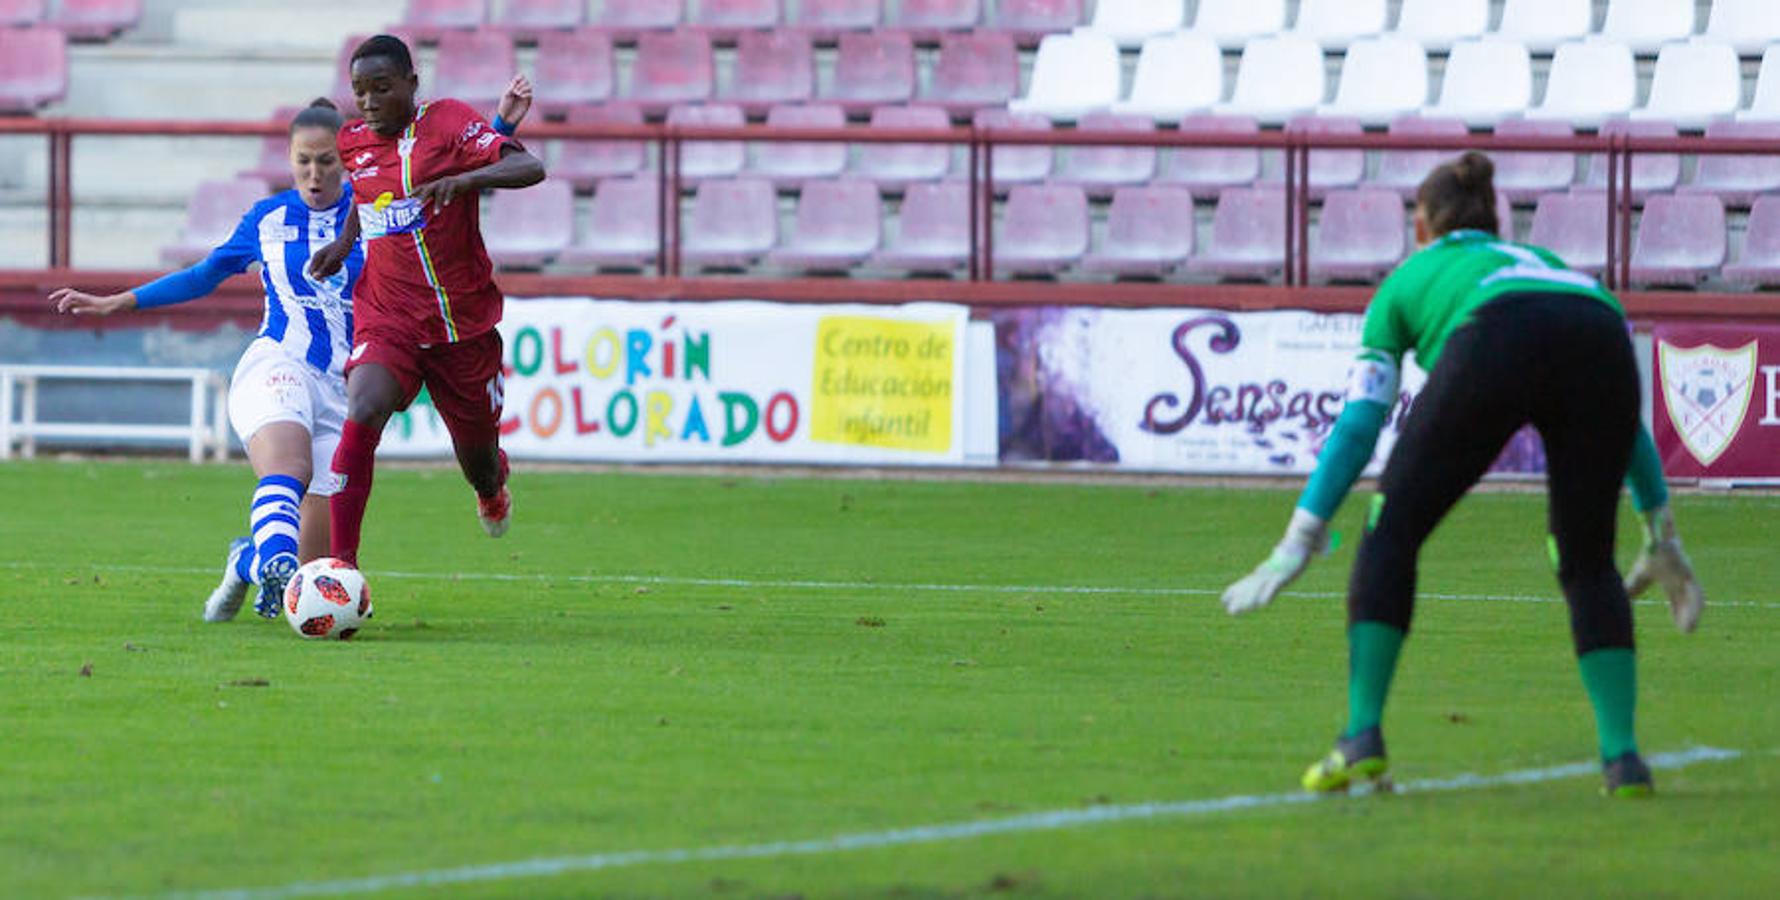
top-left (810, 316), bottom-right (954, 453)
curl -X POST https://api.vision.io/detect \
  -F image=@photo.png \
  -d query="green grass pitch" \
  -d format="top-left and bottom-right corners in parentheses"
top-left (3, 460), bottom-right (1777, 899)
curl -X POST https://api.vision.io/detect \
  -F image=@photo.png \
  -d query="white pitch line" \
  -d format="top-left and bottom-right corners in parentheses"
top-left (140, 746), bottom-right (1742, 900)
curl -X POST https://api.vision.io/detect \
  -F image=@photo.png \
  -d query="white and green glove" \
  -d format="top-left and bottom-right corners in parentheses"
top-left (1222, 508), bottom-right (1330, 615)
top-left (1625, 505), bottom-right (1704, 633)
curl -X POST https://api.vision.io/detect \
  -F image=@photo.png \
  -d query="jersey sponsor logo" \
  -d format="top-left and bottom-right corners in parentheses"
top-left (358, 191), bottom-right (426, 239)
top-left (350, 166), bottom-right (381, 182)
top-left (1658, 340), bottom-right (1757, 467)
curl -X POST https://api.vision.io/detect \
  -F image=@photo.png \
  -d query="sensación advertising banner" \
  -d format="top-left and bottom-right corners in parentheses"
top-left (1652, 323), bottom-right (1780, 480)
top-left (993, 307), bottom-right (1548, 476)
top-left (379, 299), bottom-right (970, 465)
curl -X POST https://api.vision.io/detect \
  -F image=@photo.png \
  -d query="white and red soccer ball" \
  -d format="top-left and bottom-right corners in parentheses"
top-left (284, 558), bottom-right (372, 640)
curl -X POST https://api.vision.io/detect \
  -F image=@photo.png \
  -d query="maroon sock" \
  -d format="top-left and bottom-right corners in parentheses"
top-left (329, 419), bottom-right (381, 565)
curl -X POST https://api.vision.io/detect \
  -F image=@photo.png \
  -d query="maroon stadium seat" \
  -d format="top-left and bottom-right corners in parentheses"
top-left (894, 0), bottom-right (981, 38)
top-left (1053, 113), bottom-right (1157, 197)
top-left (721, 30), bottom-right (814, 113)
top-left (1491, 118), bottom-right (1577, 203)
top-left (790, 0), bottom-right (879, 41)
top-left (1682, 121), bottom-right (1780, 208)
top-left (561, 177), bottom-right (662, 270)
top-left (1274, 115), bottom-right (1363, 197)
top-left (997, 184), bottom-right (1089, 276)
top-left (0, 0), bottom-right (45, 27)
top-left (553, 102), bottom-right (649, 190)
top-left (595, 0), bottom-right (684, 38)
top-left (870, 181), bottom-right (971, 273)
top-left (667, 103), bottom-right (747, 180)
top-left (331, 34), bottom-right (368, 110)
top-left (1722, 196), bottom-right (1780, 287)
top-left (1187, 188), bottom-right (1288, 281)
top-left (922, 31), bottom-right (1019, 116)
top-left (690, 0), bottom-right (781, 40)
top-left (495, 0), bottom-right (585, 39)
top-left (769, 179), bottom-right (883, 271)
top-left (1081, 186), bottom-right (1195, 277)
top-left (433, 31), bottom-right (517, 111)
top-left (748, 104), bottom-right (849, 186)
top-left (1581, 118), bottom-right (1681, 201)
top-left (1310, 188), bottom-right (1408, 282)
top-left (991, 0), bottom-right (1085, 47)
top-left (854, 105), bottom-right (954, 188)
top-left (399, 0), bottom-right (486, 41)
top-left (483, 178), bottom-right (575, 268)
top-left (0, 26), bottom-right (66, 113)
top-left (824, 31), bottom-right (916, 112)
top-left (533, 30), bottom-right (615, 116)
top-left (1629, 193), bottom-right (1726, 287)
top-left (1528, 191), bottom-right (1608, 275)
top-left (1155, 115), bottom-right (1262, 193)
top-left (159, 178), bottom-right (272, 267)
top-left (1371, 115), bottom-right (1466, 197)
top-left (682, 178), bottom-right (779, 269)
top-left (53, 0), bottom-right (139, 40)
top-left (629, 31), bottom-right (715, 112)
top-left (238, 106), bottom-right (305, 190)
top-left (974, 108), bottom-right (1053, 186)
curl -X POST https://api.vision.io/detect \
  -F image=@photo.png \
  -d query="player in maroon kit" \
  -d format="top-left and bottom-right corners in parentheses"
top-left (309, 34), bottom-right (545, 565)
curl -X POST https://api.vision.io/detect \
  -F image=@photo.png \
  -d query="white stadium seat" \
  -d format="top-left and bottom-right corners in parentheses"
top-left (1633, 40), bottom-right (1742, 128)
top-left (1423, 40), bottom-right (1533, 127)
top-left (1496, 0), bottom-right (1593, 53)
top-left (1189, 0), bottom-right (1287, 50)
top-left (1738, 45), bottom-right (1780, 121)
top-left (1215, 33), bottom-right (1326, 126)
top-left (1080, 0), bottom-right (1184, 49)
top-left (1289, 0), bottom-right (1387, 51)
top-left (1112, 31), bottom-right (1224, 122)
top-left (1008, 31), bottom-right (1120, 121)
top-left (1393, 0), bottom-right (1489, 52)
top-left (1705, 0), bottom-right (1780, 57)
top-left (1601, 0), bottom-right (1697, 55)
top-left (1527, 40), bottom-right (1637, 128)
top-left (1318, 35), bottom-right (1430, 126)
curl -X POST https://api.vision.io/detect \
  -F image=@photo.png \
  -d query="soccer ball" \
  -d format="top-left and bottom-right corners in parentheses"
top-left (283, 558), bottom-right (372, 640)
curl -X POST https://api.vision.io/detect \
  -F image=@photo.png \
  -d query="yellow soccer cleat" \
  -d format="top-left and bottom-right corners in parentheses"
top-left (1302, 726), bottom-right (1390, 793)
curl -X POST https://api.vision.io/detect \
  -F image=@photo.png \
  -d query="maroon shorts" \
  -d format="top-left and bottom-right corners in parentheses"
top-left (347, 327), bottom-right (505, 447)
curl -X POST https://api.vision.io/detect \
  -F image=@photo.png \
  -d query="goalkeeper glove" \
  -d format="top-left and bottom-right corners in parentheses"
top-left (1222, 508), bottom-right (1330, 615)
top-left (1625, 505), bottom-right (1704, 633)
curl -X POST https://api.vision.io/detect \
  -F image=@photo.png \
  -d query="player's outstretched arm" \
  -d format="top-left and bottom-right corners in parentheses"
top-left (409, 143), bottom-right (545, 213)
top-left (51, 252), bottom-right (242, 317)
top-left (51, 287), bottom-right (136, 316)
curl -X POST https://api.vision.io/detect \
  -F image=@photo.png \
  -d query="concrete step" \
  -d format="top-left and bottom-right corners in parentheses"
top-left (0, 203), bottom-right (185, 269)
top-left (172, 4), bottom-right (397, 52)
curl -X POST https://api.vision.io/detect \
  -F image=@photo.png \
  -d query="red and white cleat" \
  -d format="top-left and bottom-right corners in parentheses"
top-left (477, 486), bottom-right (511, 538)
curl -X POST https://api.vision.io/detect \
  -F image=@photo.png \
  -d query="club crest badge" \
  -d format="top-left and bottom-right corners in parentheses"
top-left (1659, 340), bottom-right (1757, 467)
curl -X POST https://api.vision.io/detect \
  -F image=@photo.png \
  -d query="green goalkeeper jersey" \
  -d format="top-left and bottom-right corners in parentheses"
top-left (1360, 229), bottom-right (1623, 368)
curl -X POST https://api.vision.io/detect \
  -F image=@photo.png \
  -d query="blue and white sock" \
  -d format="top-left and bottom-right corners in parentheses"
top-left (250, 474), bottom-right (305, 576)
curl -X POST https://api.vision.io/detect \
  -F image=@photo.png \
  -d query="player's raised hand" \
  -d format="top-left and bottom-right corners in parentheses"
top-left (498, 74), bottom-right (533, 129)
top-left (50, 288), bottom-right (134, 317)
top-left (410, 175), bottom-right (472, 214)
top-left (1222, 509), bottom-right (1330, 615)
top-left (1625, 505), bottom-right (1704, 633)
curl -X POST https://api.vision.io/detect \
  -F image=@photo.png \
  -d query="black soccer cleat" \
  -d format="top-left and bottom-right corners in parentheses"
top-left (1602, 752), bottom-right (1654, 798)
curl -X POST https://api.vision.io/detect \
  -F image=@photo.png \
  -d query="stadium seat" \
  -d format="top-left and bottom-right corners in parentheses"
top-left (553, 103), bottom-right (649, 190)
top-left (1276, 116), bottom-right (1364, 197)
top-left (331, 34), bottom-right (367, 109)
top-left (1632, 41), bottom-right (1741, 128)
top-left (1581, 119), bottom-right (1682, 199)
top-left (922, 31), bottom-right (1019, 115)
top-left (1053, 113), bottom-right (1157, 196)
top-left (433, 31), bottom-right (517, 111)
top-left (1187, 188), bottom-right (1287, 280)
top-left (561, 177), bottom-right (660, 269)
top-left (399, 0), bottom-right (486, 41)
top-left (853, 105), bottom-right (954, 188)
top-left (1492, 118), bottom-right (1578, 202)
top-left (996, 184), bottom-right (1089, 276)
top-left (531, 30), bottom-right (615, 117)
top-left (1110, 31), bottom-right (1223, 123)
top-left (1705, 0), bottom-right (1780, 57)
top-left (1495, 0), bottom-right (1592, 53)
top-left (1682, 120), bottom-right (1780, 206)
top-left (595, 0), bottom-right (684, 38)
top-left (1495, 189), bottom-right (1517, 239)
top-left (628, 31), bottom-right (715, 112)
top-left (1393, 0), bottom-right (1489, 52)
top-left (495, 0), bottom-right (585, 38)
top-left (1423, 39), bottom-right (1533, 126)
top-left (1529, 192), bottom-right (1609, 274)
top-left (1629, 193), bottom-right (1727, 286)
top-left (748, 104), bottom-right (849, 186)
top-left (790, 0), bottom-right (879, 40)
top-left (768, 179), bottom-right (882, 271)
top-left (894, 0), bottom-right (981, 37)
top-left (1081, 186), bottom-right (1195, 277)
top-left (1527, 40), bottom-right (1637, 129)
top-left (1082, 0), bottom-right (1184, 49)
top-left (1216, 34), bottom-right (1326, 126)
top-left (159, 178), bottom-right (272, 267)
top-left (1721, 195), bottom-right (1780, 285)
top-left (990, 0), bottom-right (1084, 48)
top-left (1190, 0), bottom-right (1288, 50)
top-left (1601, 0), bottom-right (1696, 55)
top-left (239, 106), bottom-right (304, 190)
top-left (483, 179), bottom-right (574, 268)
top-left (869, 181), bottom-right (971, 273)
top-left (53, 0), bottom-right (139, 40)
top-left (0, 1), bottom-right (45, 27)
top-left (721, 30), bottom-right (814, 113)
top-left (689, 0), bottom-right (782, 40)
top-left (682, 177), bottom-right (778, 269)
top-left (0, 26), bottom-right (67, 113)
top-left (1155, 115), bottom-right (1262, 193)
top-left (1738, 45), bottom-right (1780, 121)
top-left (667, 104), bottom-right (747, 180)
top-left (1007, 31), bottom-right (1119, 122)
top-left (1371, 116), bottom-right (1467, 197)
top-left (1289, 0), bottom-right (1388, 51)
top-left (823, 31), bottom-right (916, 113)
top-left (1318, 35), bottom-right (1430, 126)
top-left (1310, 188), bottom-right (1407, 281)
top-left (974, 108), bottom-right (1054, 185)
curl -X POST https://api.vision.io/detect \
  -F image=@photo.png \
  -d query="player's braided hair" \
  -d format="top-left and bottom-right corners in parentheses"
top-left (350, 34), bottom-right (415, 76)
top-left (1417, 150), bottom-right (1500, 238)
top-left (289, 97), bottom-right (343, 135)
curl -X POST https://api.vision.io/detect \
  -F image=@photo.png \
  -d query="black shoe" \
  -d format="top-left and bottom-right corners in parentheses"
top-left (1603, 752), bottom-right (1654, 797)
top-left (1302, 726), bottom-right (1390, 792)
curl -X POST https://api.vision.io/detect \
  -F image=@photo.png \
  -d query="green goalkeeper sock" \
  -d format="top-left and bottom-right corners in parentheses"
top-left (1578, 647), bottom-right (1639, 762)
top-left (1343, 621), bottom-right (1406, 738)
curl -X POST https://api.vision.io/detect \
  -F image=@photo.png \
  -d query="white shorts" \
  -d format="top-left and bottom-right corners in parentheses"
top-left (227, 338), bottom-right (347, 497)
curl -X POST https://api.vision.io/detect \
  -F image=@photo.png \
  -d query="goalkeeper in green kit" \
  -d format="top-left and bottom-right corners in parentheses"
top-left (1223, 152), bottom-right (1706, 797)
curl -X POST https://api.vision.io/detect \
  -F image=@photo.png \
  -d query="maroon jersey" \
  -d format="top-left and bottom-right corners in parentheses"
top-left (338, 99), bottom-right (515, 344)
